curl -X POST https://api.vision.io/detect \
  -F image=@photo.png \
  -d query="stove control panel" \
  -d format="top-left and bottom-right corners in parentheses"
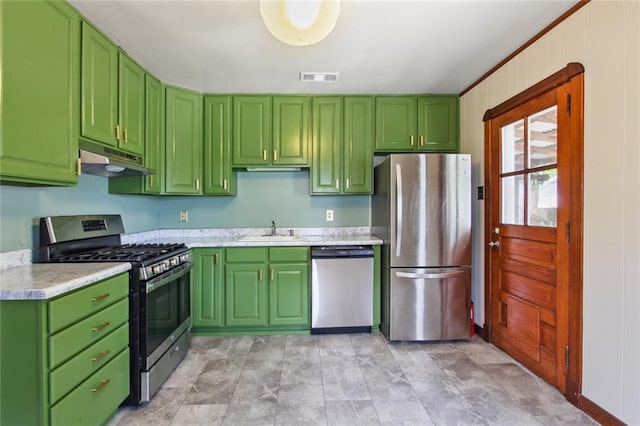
top-left (141, 250), bottom-right (191, 281)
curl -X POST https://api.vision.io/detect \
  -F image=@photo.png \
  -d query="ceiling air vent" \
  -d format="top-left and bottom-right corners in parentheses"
top-left (300, 72), bottom-right (339, 83)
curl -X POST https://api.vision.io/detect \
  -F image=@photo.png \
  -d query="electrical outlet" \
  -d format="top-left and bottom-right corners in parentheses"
top-left (179, 210), bottom-right (188, 222)
top-left (326, 209), bottom-right (334, 221)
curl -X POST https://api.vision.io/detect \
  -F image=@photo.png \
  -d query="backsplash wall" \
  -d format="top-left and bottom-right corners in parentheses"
top-left (0, 171), bottom-right (370, 252)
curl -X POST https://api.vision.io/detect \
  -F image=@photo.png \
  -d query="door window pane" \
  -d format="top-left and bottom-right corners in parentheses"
top-left (528, 106), bottom-right (557, 168)
top-left (528, 169), bottom-right (557, 227)
top-left (501, 119), bottom-right (524, 173)
top-left (501, 174), bottom-right (524, 225)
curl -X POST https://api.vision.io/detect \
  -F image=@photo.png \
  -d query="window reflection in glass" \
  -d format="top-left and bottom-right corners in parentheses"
top-left (528, 106), bottom-right (557, 168)
top-left (501, 174), bottom-right (525, 225)
top-left (501, 119), bottom-right (524, 173)
top-left (528, 169), bottom-right (557, 227)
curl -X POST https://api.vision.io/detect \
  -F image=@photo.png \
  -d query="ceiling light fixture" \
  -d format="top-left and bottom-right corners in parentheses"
top-left (260, 0), bottom-right (340, 47)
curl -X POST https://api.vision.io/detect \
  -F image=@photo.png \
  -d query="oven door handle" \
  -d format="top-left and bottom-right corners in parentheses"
top-left (146, 262), bottom-right (192, 294)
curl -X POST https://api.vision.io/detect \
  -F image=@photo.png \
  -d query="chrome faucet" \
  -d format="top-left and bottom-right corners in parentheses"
top-left (270, 220), bottom-right (276, 236)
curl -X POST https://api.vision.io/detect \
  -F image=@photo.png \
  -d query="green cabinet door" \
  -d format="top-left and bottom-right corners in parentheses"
top-left (225, 264), bottom-right (267, 327)
top-left (144, 75), bottom-right (164, 193)
top-left (192, 248), bottom-right (224, 327)
top-left (375, 96), bottom-right (416, 151)
top-left (0, 0), bottom-right (80, 186)
top-left (268, 264), bottom-right (309, 326)
top-left (232, 96), bottom-right (271, 166)
top-left (343, 97), bottom-right (374, 194)
top-left (81, 22), bottom-right (118, 147)
top-left (311, 97), bottom-right (342, 194)
top-left (204, 96), bottom-right (236, 195)
top-left (417, 95), bottom-right (459, 152)
top-left (118, 54), bottom-right (145, 156)
top-left (273, 96), bottom-right (310, 166)
top-left (165, 86), bottom-right (203, 194)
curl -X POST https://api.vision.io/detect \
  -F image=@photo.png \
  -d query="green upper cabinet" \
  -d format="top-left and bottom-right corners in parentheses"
top-left (343, 97), bottom-right (374, 194)
top-left (375, 96), bottom-right (416, 151)
top-left (81, 22), bottom-right (145, 156)
top-left (311, 97), bottom-right (373, 195)
top-left (165, 86), bottom-right (203, 194)
top-left (0, 0), bottom-right (80, 186)
top-left (232, 96), bottom-right (271, 166)
top-left (118, 55), bottom-right (145, 156)
top-left (192, 248), bottom-right (224, 328)
top-left (417, 96), bottom-right (459, 152)
top-left (108, 74), bottom-right (164, 195)
top-left (204, 96), bottom-right (236, 195)
top-left (272, 96), bottom-right (310, 166)
top-left (233, 96), bottom-right (310, 167)
top-left (375, 95), bottom-right (459, 152)
top-left (143, 75), bottom-right (164, 193)
top-left (311, 97), bottom-right (342, 194)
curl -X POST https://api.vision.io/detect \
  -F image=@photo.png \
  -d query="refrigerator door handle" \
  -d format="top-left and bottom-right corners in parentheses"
top-left (396, 270), bottom-right (467, 279)
top-left (395, 163), bottom-right (403, 258)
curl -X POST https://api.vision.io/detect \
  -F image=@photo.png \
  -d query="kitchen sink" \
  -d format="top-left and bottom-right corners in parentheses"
top-left (238, 235), bottom-right (299, 242)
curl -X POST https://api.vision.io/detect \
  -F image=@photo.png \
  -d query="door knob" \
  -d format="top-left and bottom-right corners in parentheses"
top-left (488, 241), bottom-right (500, 248)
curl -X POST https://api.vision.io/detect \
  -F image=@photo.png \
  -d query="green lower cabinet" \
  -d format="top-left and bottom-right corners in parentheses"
top-left (191, 248), bottom-right (224, 327)
top-left (269, 264), bottom-right (309, 326)
top-left (225, 263), bottom-right (268, 327)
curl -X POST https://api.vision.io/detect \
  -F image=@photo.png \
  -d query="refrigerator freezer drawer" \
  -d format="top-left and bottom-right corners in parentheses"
top-left (387, 267), bottom-right (470, 341)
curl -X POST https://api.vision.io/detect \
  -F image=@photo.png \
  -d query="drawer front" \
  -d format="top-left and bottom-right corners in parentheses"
top-left (49, 323), bottom-right (129, 404)
top-left (50, 348), bottom-right (130, 426)
top-left (49, 273), bottom-right (128, 334)
top-left (226, 247), bottom-right (267, 263)
top-left (269, 247), bottom-right (309, 262)
top-left (49, 298), bottom-right (128, 369)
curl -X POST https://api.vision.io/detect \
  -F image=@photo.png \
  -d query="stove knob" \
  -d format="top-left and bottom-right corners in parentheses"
top-left (152, 265), bottom-right (162, 274)
top-left (170, 257), bottom-right (179, 267)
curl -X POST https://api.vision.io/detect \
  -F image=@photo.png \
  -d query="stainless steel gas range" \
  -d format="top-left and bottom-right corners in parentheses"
top-left (39, 215), bottom-right (192, 405)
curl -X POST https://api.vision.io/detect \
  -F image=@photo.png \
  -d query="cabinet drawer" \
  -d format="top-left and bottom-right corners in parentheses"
top-left (49, 323), bottom-right (128, 404)
top-left (226, 247), bottom-right (267, 263)
top-left (50, 348), bottom-right (129, 426)
top-left (269, 247), bottom-right (309, 262)
top-left (49, 273), bottom-right (128, 334)
top-left (49, 298), bottom-right (128, 368)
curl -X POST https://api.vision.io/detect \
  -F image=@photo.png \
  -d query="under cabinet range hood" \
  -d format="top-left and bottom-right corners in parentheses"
top-left (79, 140), bottom-right (155, 177)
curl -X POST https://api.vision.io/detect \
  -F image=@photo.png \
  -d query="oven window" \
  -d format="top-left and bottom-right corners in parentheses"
top-left (146, 271), bottom-right (191, 357)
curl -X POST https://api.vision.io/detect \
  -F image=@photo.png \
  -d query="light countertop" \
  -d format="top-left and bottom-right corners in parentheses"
top-left (0, 263), bottom-right (131, 301)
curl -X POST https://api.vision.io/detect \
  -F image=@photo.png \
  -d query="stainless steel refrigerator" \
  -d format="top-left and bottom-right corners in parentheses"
top-left (372, 153), bottom-right (471, 341)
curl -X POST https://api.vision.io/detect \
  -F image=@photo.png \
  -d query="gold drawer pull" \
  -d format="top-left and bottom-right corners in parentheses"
top-left (410, 135), bottom-right (414, 146)
top-left (91, 292), bottom-right (110, 303)
top-left (115, 124), bottom-right (121, 141)
top-left (91, 321), bottom-right (110, 333)
top-left (91, 349), bottom-right (111, 363)
top-left (420, 135), bottom-right (425, 146)
top-left (91, 378), bottom-right (111, 394)
top-left (123, 129), bottom-right (128, 143)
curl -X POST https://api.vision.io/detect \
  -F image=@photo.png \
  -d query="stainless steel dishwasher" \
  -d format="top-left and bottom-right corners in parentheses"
top-left (311, 246), bottom-right (374, 334)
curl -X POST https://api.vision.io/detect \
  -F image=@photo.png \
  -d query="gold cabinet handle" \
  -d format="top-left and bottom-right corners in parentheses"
top-left (91, 292), bottom-right (110, 303)
top-left (258, 269), bottom-right (263, 281)
top-left (91, 349), bottom-right (110, 363)
top-left (77, 158), bottom-right (82, 176)
top-left (195, 178), bottom-right (200, 191)
top-left (270, 268), bottom-right (274, 281)
top-left (273, 150), bottom-right (278, 161)
top-left (262, 150), bottom-right (267, 161)
top-left (410, 135), bottom-right (414, 146)
top-left (335, 179), bottom-right (339, 190)
top-left (214, 253), bottom-right (219, 265)
top-left (123, 129), bottom-right (128, 143)
top-left (346, 178), bottom-right (350, 189)
top-left (115, 124), bottom-right (121, 140)
top-left (420, 135), bottom-right (425, 146)
top-left (91, 378), bottom-right (111, 394)
top-left (91, 321), bottom-right (110, 333)
top-left (223, 179), bottom-right (228, 190)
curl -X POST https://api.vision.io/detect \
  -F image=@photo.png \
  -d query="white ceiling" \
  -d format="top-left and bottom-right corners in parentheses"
top-left (69, 0), bottom-right (578, 95)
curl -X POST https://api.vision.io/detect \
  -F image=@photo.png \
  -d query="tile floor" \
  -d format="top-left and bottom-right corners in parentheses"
top-left (109, 333), bottom-right (597, 425)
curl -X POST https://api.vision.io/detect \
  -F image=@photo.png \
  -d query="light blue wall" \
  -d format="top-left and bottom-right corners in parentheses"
top-left (0, 171), bottom-right (370, 252)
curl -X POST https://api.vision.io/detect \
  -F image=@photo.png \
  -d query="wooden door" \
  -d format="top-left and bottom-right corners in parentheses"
top-left (484, 64), bottom-right (584, 396)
